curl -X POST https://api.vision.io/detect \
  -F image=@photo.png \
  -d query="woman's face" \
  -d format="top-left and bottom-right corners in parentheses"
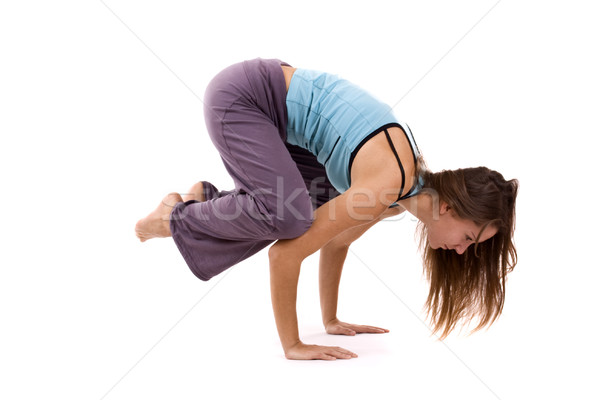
top-left (427, 202), bottom-right (498, 254)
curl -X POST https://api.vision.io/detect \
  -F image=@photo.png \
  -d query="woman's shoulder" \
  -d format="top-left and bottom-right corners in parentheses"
top-left (349, 126), bottom-right (417, 202)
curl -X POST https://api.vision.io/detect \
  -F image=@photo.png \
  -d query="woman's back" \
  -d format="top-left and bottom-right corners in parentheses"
top-left (283, 66), bottom-right (421, 197)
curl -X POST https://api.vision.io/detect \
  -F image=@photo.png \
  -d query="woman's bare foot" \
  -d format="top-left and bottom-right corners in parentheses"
top-left (135, 192), bottom-right (183, 242)
top-left (182, 181), bottom-right (206, 202)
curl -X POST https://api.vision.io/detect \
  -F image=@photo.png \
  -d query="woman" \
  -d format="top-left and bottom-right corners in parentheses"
top-left (135, 58), bottom-right (518, 361)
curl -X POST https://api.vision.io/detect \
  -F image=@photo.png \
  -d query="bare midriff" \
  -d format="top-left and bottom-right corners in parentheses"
top-left (281, 65), bottom-right (296, 93)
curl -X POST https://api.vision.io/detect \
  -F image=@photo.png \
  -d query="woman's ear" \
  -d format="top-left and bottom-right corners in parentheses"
top-left (439, 201), bottom-right (451, 215)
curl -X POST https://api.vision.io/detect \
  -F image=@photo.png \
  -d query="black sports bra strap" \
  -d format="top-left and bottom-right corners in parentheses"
top-left (383, 128), bottom-right (405, 202)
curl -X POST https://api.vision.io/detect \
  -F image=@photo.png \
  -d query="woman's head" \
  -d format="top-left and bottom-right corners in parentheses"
top-left (425, 201), bottom-right (498, 254)
top-left (414, 158), bottom-right (519, 339)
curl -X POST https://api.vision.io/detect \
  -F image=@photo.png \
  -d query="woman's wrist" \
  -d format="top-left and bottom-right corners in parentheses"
top-left (283, 338), bottom-right (303, 354)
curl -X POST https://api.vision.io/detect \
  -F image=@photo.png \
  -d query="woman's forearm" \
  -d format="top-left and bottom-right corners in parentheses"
top-left (268, 245), bottom-right (303, 352)
top-left (319, 244), bottom-right (349, 325)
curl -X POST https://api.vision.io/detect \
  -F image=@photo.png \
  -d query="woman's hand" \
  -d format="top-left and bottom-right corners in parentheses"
top-left (285, 341), bottom-right (358, 360)
top-left (325, 318), bottom-right (389, 336)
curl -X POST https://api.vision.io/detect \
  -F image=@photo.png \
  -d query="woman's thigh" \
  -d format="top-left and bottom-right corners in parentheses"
top-left (202, 58), bottom-right (312, 221)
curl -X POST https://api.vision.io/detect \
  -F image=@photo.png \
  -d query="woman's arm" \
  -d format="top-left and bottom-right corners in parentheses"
top-left (319, 206), bottom-right (404, 331)
top-left (319, 243), bottom-right (349, 327)
top-left (268, 183), bottom-right (398, 360)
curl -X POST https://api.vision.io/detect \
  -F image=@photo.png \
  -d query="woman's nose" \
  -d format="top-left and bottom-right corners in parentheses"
top-left (454, 241), bottom-right (470, 255)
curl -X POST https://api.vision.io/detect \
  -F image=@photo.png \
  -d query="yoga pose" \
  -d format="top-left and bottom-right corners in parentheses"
top-left (135, 58), bottom-right (518, 360)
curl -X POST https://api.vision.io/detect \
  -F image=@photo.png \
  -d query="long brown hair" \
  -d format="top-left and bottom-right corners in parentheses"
top-left (414, 156), bottom-right (519, 339)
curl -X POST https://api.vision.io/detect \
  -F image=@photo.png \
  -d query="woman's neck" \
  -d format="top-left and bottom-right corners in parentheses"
top-left (397, 192), bottom-right (437, 226)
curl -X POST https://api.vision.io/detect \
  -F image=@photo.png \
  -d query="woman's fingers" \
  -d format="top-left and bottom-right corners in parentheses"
top-left (355, 325), bottom-right (389, 333)
top-left (316, 346), bottom-right (357, 360)
top-left (325, 321), bottom-right (389, 336)
top-left (335, 326), bottom-right (356, 336)
top-left (326, 346), bottom-right (358, 359)
top-left (286, 343), bottom-right (358, 360)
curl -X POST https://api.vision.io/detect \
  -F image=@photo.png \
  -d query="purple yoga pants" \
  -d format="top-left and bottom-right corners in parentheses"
top-left (169, 58), bottom-right (341, 281)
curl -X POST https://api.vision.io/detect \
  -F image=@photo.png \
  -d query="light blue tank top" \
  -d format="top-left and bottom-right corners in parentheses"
top-left (285, 68), bottom-right (422, 201)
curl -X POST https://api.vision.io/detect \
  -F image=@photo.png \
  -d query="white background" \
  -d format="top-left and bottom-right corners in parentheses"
top-left (1, 0), bottom-right (598, 399)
